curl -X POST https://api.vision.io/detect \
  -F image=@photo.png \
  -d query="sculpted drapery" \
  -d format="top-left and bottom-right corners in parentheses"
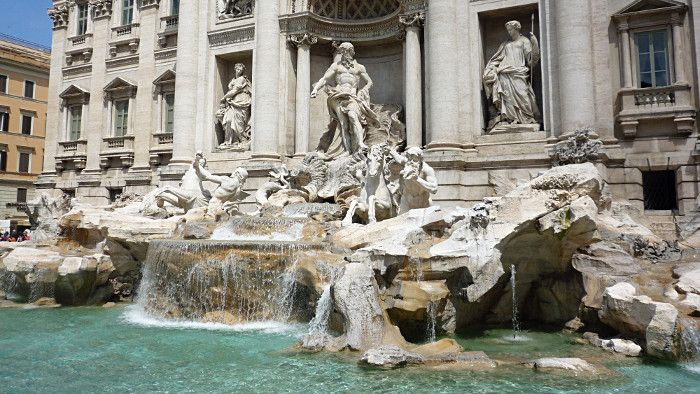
top-left (483, 20), bottom-right (541, 131)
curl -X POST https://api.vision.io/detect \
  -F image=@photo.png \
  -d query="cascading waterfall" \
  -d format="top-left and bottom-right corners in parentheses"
top-left (308, 284), bottom-right (333, 334)
top-left (426, 301), bottom-right (437, 343)
top-left (511, 264), bottom-right (520, 339)
top-left (135, 239), bottom-right (319, 324)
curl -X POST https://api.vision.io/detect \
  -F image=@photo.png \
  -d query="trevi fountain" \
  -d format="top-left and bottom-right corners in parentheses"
top-left (3, 0), bottom-right (700, 392)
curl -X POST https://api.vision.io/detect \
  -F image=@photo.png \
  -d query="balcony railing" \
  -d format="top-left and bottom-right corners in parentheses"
top-left (617, 83), bottom-right (696, 137)
top-left (58, 140), bottom-right (88, 155)
top-left (69, 33), bottom-right (93, 47)
top-left (110, 23), bottom-right (140, 41)
top-left (154, 132), bottom-right (173, 145)
top-left (102, 135), bottom-right (135, 151)
top-left (162, 15), bottom-right (179, 30)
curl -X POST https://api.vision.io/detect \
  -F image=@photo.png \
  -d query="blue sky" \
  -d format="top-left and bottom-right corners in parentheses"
top-left (0, 0), bottom-right (54, 49)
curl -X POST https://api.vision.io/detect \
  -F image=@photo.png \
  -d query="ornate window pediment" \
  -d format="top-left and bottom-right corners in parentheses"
top-left (614, 0), bottom-right (686, 16)
top-left (104, 77), bottom-right (137, 98)
top-left (59, 84), bottom-right (90, 102)
top-left (153, 69), bottom-right (176, 86)
top-left (309, 0), bottom-right (400, 20)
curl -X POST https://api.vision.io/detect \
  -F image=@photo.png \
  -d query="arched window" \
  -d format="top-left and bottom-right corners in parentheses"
top-left (309, 0), bottom-right (400, 20)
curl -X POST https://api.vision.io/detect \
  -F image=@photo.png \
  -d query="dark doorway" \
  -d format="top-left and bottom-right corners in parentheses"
top-left (108, 188), bottom-right (123, 203)
top-left (642, 170), bottom-right (678, 211)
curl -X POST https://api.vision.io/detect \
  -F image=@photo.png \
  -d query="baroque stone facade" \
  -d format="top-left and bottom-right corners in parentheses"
top-left (39, 0), bottom-right (700, 225)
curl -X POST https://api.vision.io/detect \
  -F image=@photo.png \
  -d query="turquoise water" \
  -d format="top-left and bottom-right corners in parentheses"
top-left (1, 305), bottom-right (699, 393)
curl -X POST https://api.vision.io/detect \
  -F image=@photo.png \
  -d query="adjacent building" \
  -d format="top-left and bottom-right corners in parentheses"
top-left (0, 35), bottom-right (50, 232)
top-left (39, 0), bottom-right (700, 237)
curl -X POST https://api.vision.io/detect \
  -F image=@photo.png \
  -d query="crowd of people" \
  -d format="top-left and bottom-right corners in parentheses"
top-left (0, 229), bottom-right (31, 242)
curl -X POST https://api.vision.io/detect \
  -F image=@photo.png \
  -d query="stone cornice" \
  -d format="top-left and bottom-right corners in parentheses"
top-left (279, 11), bottom-right (403, 42)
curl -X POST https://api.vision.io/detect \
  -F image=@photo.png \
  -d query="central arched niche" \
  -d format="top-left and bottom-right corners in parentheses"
top-left (308, 41), bottom-right (404, 148)
top-left (308, 0), bottom-right (400, 20)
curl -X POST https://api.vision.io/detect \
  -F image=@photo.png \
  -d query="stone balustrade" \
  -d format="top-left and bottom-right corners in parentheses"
top-left (55, 140), bottom-right (88, 172)
top-left (100, 136), bottom-right (135, 169)
top-left (65, 34), bottom-right (94, 65)
top-left (158, 16), bottom-right (179, 47)
top-left (617, 83), bottom-right (696, 137)
top-left (149, 132), bottom-right (174, 166)
top-left (109, 23), bottom-right (140, 56)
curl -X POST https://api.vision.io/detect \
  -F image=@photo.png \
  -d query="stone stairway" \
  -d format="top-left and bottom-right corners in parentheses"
top-left (645, 211), bottom-right (679, 242)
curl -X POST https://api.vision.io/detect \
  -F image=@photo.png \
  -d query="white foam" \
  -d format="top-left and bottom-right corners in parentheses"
top-left (211, 222), bottom-right (305, 242)
top-left (121, 305), bottom-right (296, 334)
top-left (683, 363), bottom-right (700, 374)
top-left (501, 334), bottom-right (531, 342)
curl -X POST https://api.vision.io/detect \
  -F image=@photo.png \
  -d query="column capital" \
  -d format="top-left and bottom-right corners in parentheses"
top-left (288, 33), bottom-right (319, 48)
top-left (48, 5), bottom-right (69, 30)
top-left (616, 17), bottom-right (630, 32)
top-left (670, 12), bottom-right (683, 26)
top-left (399, 12), bottom-right (425, 29)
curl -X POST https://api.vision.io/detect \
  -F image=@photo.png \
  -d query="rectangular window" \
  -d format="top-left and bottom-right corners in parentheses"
top-left (23, 80), bottom-right (35, 99)
top-left (636, 30), bottom-right (669, 88)
top-left (21, 115), bottom-right (32, 135)
top-left (16, 188), bottom-right (27, 204)
top-left (77, 4), bottom-right (89, 35)
top-left (114, 99), bottom-right (129, 136)
top-left (0, 111), bottom-right (8, 132)
top-left (0, 75), bottom-right (7, 94)
top-left (164, 93), bottom-right (175, 133)
top-left (0, 150), bottom-right (6, 171)
top-left (171, 0), bottom-right (180, 15)
top-left (18, 152), bottom-right (30, 173)
top-left (69, 105), bottom-right (82, 141)
top-left (122, 0), bottom-right (134, 25)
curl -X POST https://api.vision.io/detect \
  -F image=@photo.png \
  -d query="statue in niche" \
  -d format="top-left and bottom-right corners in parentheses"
top-left (217, 0), bottom-right (254, 19)
top-left (483, 20), bottom-right (541, 134)
top-left (311, 42), bottom-right (382, 158)
top-left (216, 63), bottom-right (252, 150)
top-left (193, 156), bottom-right (249, 219)
top-left (386, 146), bottom-right (438, 215)
top-left (155, 154), bottom-right (211, 213)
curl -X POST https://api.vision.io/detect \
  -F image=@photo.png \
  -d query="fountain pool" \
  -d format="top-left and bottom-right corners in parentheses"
top-left (1, 306), bottom-right (698, 393)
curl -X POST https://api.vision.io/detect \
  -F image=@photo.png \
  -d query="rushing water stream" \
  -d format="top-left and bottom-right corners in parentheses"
top-left (1, 306), bottom-right (699, 393)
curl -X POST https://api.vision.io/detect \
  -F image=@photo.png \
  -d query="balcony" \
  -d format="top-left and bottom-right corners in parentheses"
top-left (617, 83), bottom-right (697, 138)
top-left (55, 140), bottom-right (88, 172)
top-left (99, 135), bottom-right (135, 169)
top-left (158, 16), bottom-right (179, 48)
top-left (109, 23), bottom-right (140, 56)
top-left (149, 132), bottom-right (173, 166)
top-left (65, 34), bottom-right (93, 65)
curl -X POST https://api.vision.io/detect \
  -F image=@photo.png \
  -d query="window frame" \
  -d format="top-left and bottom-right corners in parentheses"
top-left (171, 0), bottom-right (180, 16)
top-left (0, 74), bottom-right (7, 94)
top-left (634, 28), bottom-right (673, 88)
top-left (16, 188), bottom-right (27, 204)
top-left (0, 146), bottom-right (7, 172)
top-left (163, 92), bottom-right (175, 133)
top-left (17, 151), bottom-right (31, 174)
top-left (76, 3), bottom-right (89, 36)
top-left (20, 113), bottom-right (33, 135)
top-left (68, 104), bottom-right (83, 141)
top-left (122, 0), bottom-right (135, 25)
top-left (23, 80), bottom-right (35, 99)
top-left (113, 99), bottom-right (130, 137)
top-left (0, 108), bottom-right (8, 132)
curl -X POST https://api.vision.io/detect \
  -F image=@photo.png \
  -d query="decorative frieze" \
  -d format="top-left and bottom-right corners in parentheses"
top-left (90, 0), bottom-right (113, 19)
top-left (62, 64), bottom-right (93, 78)
top-left (208, 25), bottom-right (256, 47)
top-left (308, 0), bottom-right (399, 20)
top-left (48, 5), bottom-right (69, 29)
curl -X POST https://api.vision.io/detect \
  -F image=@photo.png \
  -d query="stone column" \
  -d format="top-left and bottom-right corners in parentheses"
top-left (251, 0), bottom-right (281, 160)
top-left (425, 0), bottom-right (459, 150)
top-left (170, 0), bottom-right (199, 165)
top-left (289, 33), bottom-right (317, 157)
top-left (38, 7), bottom-right (68, 186)
top-left (671, 13), bottom-right (687, 84)
top-left (400, 12), bottom-right (425, 148)
top-left (618, 18), bottom-right (633, 89)
top-left (554, 0), bottom-right (596, 135)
